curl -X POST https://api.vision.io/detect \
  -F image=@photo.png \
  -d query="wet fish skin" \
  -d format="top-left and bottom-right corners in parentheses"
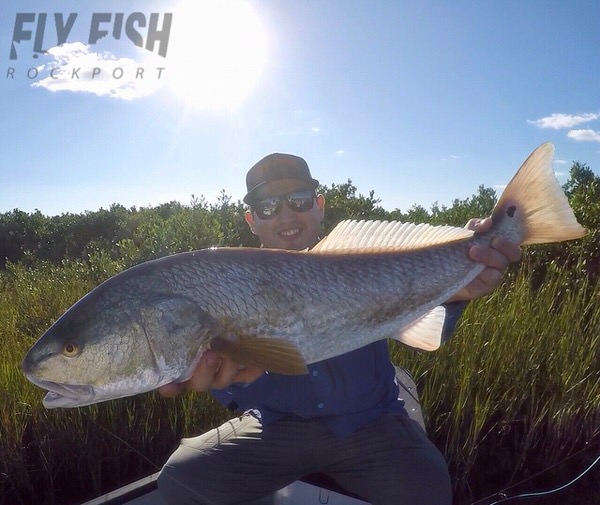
top-left (22, 143), bottom-right (586, 408)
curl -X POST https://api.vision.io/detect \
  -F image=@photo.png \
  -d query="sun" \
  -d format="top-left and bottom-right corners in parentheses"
top-left (165, 0), bottom-right (268, 110)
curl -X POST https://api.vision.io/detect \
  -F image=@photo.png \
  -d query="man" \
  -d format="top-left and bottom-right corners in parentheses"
top-left (157, 153), bottom-right (521, 505)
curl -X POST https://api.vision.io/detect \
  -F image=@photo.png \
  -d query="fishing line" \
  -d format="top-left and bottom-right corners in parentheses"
top-left (96, 406), bottom-right (600, 505)
top-left (94, 419), bottom-right (160, 470)
top-left (94, 413), bottom-right (216, 503)
top-left (471, 437), bottom-right (600, 505)
top-left (484, 453), bottom-right (600, 504)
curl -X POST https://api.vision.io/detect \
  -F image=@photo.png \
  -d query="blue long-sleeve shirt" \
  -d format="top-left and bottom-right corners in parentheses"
top-left (211, 302), bottom-right (466, 438)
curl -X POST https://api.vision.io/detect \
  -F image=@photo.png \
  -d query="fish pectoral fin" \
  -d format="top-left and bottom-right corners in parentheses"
top-left (210, 335), bottom-right (308, 375)
top-left (394, 306), bottom-right (446, 351)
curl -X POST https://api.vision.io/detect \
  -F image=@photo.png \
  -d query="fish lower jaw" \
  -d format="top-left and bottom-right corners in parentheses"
top-left (42, 386), bottom-right (96, 408)
top-left (25, 375), bottom-right (96, 408)
top-left (42, 391), bottom-right (93, 408)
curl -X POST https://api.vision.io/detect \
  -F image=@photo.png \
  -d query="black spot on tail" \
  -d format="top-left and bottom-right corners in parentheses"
top-left (507, 205), bottom-right (517, 218)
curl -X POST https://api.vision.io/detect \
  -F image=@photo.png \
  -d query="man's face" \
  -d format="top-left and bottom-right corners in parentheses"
top-left (245, 186), bottom-right (325, 250)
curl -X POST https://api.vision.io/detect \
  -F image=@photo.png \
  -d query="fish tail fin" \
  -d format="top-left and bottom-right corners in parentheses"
top-left (493, 142), bottom-right (587, 245)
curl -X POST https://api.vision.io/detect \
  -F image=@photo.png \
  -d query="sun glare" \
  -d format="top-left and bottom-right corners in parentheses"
top-left (166, 0), bottom-right (268, 110)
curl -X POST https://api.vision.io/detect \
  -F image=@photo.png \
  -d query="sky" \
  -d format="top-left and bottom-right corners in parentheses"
top-left (1, 0), bottom-right (600, 217)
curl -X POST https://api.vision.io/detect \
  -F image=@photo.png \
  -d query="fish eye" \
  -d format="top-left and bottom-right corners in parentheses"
top-left (62, 342), bottom-right (79, 357)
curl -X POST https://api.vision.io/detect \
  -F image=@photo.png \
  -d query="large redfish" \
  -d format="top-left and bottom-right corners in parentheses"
top-left (22, 143), bottom-right (586, 408)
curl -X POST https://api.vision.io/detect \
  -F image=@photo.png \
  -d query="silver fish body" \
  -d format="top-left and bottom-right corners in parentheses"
top-left (22, 143), bottom-right (586, 408)
top-left (22, 244), bottom-right (469, 407)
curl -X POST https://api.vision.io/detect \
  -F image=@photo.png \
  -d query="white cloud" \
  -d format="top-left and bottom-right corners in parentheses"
top-left (31, 42), bottom-right (164, 100)
top-left (441, 154), bottom-right (463, 162)
top-left (289, 109), bottom-right (324, 135)
top-left (528, 112), bottom-right (599, 129)
top-left (335, 150), bottom-right (345, 156)
top-left (567, 129), bottom-right (600, 142)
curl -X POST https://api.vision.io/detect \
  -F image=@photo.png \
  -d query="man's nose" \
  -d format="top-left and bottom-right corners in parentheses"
top-left (277, 199), bottom-right (296, 219)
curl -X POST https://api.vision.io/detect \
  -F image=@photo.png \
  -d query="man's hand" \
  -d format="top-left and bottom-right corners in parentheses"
top-left (158, 350), bottom-right (263, 398)
top-left (448, 217), bottom-right (522, 302)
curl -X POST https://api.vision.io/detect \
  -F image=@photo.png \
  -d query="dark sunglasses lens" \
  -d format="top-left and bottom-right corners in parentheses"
top-left (287, 191), bottom-right (314, 212)
top-left (253, 191), bottom-right (315, 220)
top-left (254, 196), bottom-right (282, 220)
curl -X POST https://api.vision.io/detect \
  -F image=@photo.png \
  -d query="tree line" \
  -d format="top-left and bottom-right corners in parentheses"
top-left (1, 162), bottom-right (598, 280)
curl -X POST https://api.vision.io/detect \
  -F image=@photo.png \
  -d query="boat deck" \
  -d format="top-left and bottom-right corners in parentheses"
top-left (82, 473), bottom-right (370, 505)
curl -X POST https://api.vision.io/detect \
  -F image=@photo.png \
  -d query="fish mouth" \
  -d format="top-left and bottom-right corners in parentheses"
top-left (25, 375), bottom-right (95, 408)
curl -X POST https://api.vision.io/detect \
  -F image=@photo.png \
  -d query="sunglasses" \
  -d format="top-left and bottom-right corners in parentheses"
top-left (252, 190), bottom-right (315, 220)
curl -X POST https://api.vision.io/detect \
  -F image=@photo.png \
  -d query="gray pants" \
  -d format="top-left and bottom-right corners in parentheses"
top-left (157, 412), bottom-right (451, 505)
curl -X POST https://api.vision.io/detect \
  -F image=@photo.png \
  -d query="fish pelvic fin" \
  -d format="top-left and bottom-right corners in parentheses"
top-left (394, 306), bottom-right (446, 351)
top-left (210, 335), bottom-right (308, 375)
top-left (492, 142), bottom-right (587, 245)
top-left (311, 219), bottom-right (474, 254)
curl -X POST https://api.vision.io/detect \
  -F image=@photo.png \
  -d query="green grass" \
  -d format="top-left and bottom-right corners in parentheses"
top-left (0, 260), bottom-right (231, 505)
top-left (393, 259), bottom-right (600, 502)
top-left (2, 258), bottom-right (599, 504)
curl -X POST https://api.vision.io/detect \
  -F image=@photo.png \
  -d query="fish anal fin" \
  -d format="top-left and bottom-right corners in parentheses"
top-left (210, 335), bottom-right (308, 375)
top-left (394, 306), bottom-right (446, 351)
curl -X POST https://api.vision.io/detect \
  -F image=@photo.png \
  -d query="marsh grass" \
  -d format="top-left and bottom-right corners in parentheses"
top-left (1, 261), bottom-right (232, 505)
top-left (393, 259), bottom-right (600, 502)
top-left (1, 258), bottom-right (599, 504)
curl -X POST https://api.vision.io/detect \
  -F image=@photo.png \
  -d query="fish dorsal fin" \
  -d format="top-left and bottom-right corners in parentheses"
top-left (311, 219), bottom-right (474, 253)
top-left (210, 335), bottom-right (308, 375)
top-left (394, 306), bottom-right (446, 351)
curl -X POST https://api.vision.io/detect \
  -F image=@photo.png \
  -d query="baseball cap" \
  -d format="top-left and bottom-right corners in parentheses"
top-left (243, 153), bottom-right (319, 205)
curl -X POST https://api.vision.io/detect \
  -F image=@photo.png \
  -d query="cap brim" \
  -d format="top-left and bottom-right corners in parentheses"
top-left (244, 178), bottom-right (318, 204)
